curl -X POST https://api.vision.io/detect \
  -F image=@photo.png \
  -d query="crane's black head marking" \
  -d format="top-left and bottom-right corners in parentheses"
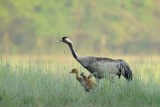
top-left (60, 36), bottom-right (73, 44)
top-left (62, 36), bottom-right (68, 41)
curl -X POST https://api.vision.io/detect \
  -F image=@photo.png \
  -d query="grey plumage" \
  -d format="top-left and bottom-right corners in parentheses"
top-left (77, 57), bottom-right (132, 81)
top-left (59, 36), bottom-right (133, 81)
top-left (117, 59), bottom-right (132, 81)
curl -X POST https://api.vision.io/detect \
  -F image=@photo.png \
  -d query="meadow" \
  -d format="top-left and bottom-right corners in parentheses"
top-left (0, 55), bottom-right (160, 107)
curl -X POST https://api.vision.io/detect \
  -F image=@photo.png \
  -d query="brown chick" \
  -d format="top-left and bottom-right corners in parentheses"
top-left (70, 68), bottom-right (82, 82)
top-left (81, 72), bottom-right (97, 92)
top-left (70, 68), bottom-right (97, 92)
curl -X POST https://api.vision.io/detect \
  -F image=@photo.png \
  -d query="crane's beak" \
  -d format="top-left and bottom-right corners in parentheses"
top-left (55, 40), bottom-right (62, 43)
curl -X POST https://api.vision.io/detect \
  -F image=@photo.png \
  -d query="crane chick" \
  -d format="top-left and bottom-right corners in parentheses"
top-left (70, 68), bottom-right (97, 92)
top-left (80, 72), bottom-right (97, 92)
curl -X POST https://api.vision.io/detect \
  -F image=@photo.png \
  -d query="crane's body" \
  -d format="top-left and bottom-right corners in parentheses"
top-left (59, 36), bottom-right (133, 82)
top-left (77, 56), bottom-right (132, 80)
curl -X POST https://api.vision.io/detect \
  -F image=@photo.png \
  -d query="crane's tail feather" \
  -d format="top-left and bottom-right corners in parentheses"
top-left (119, 60), bottom-right (133, 81)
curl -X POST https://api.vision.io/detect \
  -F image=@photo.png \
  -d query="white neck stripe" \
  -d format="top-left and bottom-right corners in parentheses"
top-left (66, 38), bottom-right (73, 44)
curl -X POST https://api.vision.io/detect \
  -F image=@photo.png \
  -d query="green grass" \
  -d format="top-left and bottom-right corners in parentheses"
top-left (0, 58), bottom-right (160, 107)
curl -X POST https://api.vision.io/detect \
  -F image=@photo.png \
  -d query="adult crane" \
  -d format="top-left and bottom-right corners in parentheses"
top-left (58, 36), bottom-right (132, 84)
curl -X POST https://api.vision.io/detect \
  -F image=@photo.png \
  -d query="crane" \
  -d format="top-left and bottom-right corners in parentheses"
top-left (59, 36), bottom-right (133, 84)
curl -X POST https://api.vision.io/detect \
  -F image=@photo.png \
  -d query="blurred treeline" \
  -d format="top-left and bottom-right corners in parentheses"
top-left (0, 0), bottom-right (160, 55)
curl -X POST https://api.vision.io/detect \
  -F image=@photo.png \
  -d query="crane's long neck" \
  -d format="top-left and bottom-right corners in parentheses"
top-left (67, 43), bottom-right (79, 59)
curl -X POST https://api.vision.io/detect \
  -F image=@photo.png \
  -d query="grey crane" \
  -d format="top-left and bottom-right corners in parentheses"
top-left (59, 36), bottom-right (132, 84)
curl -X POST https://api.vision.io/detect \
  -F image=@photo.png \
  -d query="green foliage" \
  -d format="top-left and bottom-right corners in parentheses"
top-left (0, 0), bottom-right (159, 54)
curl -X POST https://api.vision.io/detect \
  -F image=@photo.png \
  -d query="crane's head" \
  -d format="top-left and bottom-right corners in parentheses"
top-left (70, 68), bottom-right (78, 74)
top-left (59, 36), bottom-right (73, 45)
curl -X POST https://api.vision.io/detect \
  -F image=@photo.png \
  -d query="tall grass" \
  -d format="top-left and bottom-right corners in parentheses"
top-left (0, 57), bottom-right (160, 107)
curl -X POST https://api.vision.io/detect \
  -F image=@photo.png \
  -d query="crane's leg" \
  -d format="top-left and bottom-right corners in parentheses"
top-left (96, 79), bottom-right (99, 85)
top-left (109, 75), bottom-right (115, 83)
top-left (109, 75), bottom-right (120, 86)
